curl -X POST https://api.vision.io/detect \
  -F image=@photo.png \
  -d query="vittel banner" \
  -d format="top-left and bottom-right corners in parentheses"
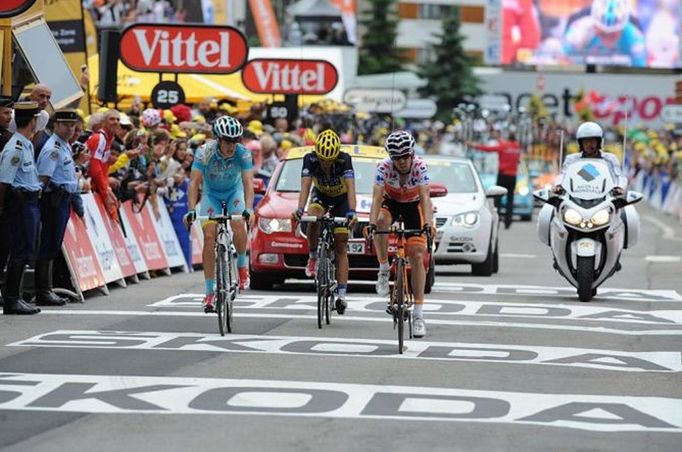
top-left (241, 59), bottom-right (339, 95)
top-left (119, 24), bottom-right (248, 74)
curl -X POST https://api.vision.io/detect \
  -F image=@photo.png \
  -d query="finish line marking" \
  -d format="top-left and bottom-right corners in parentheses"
top-left (37, 309), bottom-right (682, 336)
top-left (0, 372), bottom-right (680, 432)
top-left (9, 330), bottom-right (681, 373)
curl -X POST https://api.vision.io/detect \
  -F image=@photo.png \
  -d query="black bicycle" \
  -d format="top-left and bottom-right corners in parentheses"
top-left (299, 214), bottom-right (349, 328)
top-left (369, 221), bottom-right (432, 353)
top-left (197, 202), bottom-right (244, 336)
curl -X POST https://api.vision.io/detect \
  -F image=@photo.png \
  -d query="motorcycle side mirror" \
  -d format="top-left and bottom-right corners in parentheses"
top-left (533, 188), bottom-right (562, 207)
top-left (486, 186), bottom-right (507, 198)
top-left (613, 190), bottom-right (643, 209)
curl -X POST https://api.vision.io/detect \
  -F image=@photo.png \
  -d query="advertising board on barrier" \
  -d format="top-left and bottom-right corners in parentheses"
top-left (119, 204), bottom-right (149, 277)
top-left (241, 59), bottom-right (338, 95)
top-left (61, 212), bottom-right (106, 295)
top-left (121, 202), bottom-right (169, 272)
top-left (82, 194), bottom-right (125, 285)
top-left (153, 195), bottom-right (188, 271)
top-left (119, 24), bottom-right (249, 74)
top-left (93, 195), bottom-right (137, 280)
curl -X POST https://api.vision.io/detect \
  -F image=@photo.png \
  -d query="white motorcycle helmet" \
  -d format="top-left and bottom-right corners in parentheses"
top-left (576, 121), bottom-right (604, 151)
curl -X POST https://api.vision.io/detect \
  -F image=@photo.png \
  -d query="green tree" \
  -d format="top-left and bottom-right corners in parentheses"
top-left (358, 0), bottom-right (403, 75)
top-left (418, 6), bottom-right (480, 120)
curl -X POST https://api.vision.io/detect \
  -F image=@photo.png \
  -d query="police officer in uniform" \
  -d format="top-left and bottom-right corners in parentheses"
top-left (0, 96), bottom-right (14, 306)
top-left (35, 109), bottom-right (80, 306)
top-left (0, 102), bottom-right (42, 315)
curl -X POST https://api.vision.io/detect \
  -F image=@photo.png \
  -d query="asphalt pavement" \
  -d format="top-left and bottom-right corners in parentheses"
top-left (0, 203), bottom-right (681, 451)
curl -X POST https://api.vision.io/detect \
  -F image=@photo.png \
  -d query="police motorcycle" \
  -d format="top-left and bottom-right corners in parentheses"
top-left (534, 159), bottom-right (642, 302)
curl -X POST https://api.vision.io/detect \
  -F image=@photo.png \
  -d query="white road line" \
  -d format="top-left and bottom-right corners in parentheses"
top-left (500, 253), bottom-right (537, 258)
top-left (10, 330), bottom-right (681, 373)
top-left (1, 372), bottom-right (680, 432)
top-left (645, 255), bottom-right (682, 263)
top-left (642, 214), bottom-right (682, 243)
top-left (38, 309), bottom-right (682, 336)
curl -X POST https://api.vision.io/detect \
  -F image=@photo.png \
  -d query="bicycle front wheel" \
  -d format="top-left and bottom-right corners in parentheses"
top-left (226, 249), bottom-right (237, 333)
top-left (395, 258), bottom-right (405, 354)
top-left (325, 259), bottom-right (334, 325)
top-left (216, 244), bottom-right (228, 336)
top-left (316, 245), bottom-right (327, 329)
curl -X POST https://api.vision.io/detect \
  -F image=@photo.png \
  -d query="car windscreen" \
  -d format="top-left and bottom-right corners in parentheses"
top-left (275, 157), bottom-right (378, 194)
top-left (426, 160), bottom-right (478, 194)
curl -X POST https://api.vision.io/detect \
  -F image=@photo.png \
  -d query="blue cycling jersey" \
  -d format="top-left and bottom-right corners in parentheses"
top-left (564, 22), bottom-right (646, 67)
top-left (192, 141), bottom-right (253, 196)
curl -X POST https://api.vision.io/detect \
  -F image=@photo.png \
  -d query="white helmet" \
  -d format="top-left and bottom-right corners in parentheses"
top-left (591, 0), bottom-right (630, 34)
top-left (576, 121), bottom-right (603, 150)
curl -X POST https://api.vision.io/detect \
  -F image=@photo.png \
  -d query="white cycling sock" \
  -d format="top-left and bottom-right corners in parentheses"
top-left (379, 262), bottom-right (389, 272)
top-left (413, 304), bottom-right (423, 319)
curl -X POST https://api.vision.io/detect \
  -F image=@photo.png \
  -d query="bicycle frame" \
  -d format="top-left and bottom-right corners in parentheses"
top-left (197, 204), bottom-right (244, 335)
top-left (299, 214), bottom-right (348, 328)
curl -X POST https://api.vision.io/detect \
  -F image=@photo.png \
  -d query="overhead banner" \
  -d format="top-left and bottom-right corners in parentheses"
top-left (0, 0), bottom-right (37, 18)
top-left (247, 0), bottom-right (282, 48)
top-left (331, 0), bottom-right (357, 44)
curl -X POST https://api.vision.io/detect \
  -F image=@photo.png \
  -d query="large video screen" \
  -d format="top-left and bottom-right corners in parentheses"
top-left (496, 0), bottom-right (681, 68)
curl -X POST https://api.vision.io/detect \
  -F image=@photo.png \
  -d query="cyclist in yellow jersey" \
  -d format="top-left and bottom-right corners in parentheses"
top-left (292, 129), bottom-right (357, 314)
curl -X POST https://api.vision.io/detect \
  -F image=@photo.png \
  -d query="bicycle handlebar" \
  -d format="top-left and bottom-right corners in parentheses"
top-left (299, 215), bottom-right (348, 224)
top-left (196, 214), bottom-right (246, 222)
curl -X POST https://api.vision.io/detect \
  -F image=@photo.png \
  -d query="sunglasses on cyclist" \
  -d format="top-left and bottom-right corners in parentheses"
top-left (219, 137), bottom-right (240, 144)
top-left (391, 153), bottom-right (412, 162)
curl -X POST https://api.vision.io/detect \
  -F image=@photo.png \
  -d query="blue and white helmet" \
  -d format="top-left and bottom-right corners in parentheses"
top-left (591, 0), bottom-right (630, 34)
top-left (213, 115), bottom-right (243, 139)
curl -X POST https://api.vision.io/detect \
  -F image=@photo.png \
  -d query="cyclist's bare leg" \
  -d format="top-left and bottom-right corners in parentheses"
top-left (202, 222), bottom-right (218, 281)
top-left (230, 218), bottom-right (248, 255)
top-left (407, 242), bottom-right (426, 302)
top-left (374, 210), bottom-right (392, 262)
top-left (334, 231), bottom-right (349, 285)
top-left (306, 204), bottom-right (324, 252)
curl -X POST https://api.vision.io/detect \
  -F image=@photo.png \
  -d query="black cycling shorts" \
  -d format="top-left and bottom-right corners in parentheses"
top-left (380, 198), bottom-right (424, 233)
top-left (309, 188), bottom-right (351, 218)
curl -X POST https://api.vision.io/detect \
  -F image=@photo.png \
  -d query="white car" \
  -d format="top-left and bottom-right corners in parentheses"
top-left (424, 156), bottom-right (507, 276)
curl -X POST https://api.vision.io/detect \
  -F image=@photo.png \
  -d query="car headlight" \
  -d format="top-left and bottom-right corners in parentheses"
top-left (452, 211), bottom-right (479, 227)
top-left (517, 185), bottom-right (529, 196)
top-left (563, 208), bottom-right (582, 226)
top-left (591, 209), bottom-right (610, 226)
top-left (258, 217), bottom-right (292, 234)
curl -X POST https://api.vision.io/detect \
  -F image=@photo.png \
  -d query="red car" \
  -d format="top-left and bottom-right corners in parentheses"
top-left (249, 145), bottom-right (444, 291)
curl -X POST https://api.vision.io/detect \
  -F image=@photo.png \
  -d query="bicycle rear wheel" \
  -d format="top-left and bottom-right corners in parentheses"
top-left (216, 244), bottom-right (228, 336)
top-left (316, 245), bottom-right (327, 329)
top-left (395, 259), bottom-right (405, 354)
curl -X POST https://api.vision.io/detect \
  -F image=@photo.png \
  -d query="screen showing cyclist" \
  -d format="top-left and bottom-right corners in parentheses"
top-left (368, 130), bottom-right (433, 338)
top-left (184, 115), bottom-right (255, 313)
top-left (292, 129), bottom-right (357, 315)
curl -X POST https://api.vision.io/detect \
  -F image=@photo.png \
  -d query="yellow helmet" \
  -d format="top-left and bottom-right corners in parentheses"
top-left (314, 129), bottom-right (341, 160)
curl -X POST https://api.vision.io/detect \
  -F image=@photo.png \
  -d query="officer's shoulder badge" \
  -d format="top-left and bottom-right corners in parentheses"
top-left (50, 150), bottom-right (59, 160)
top-left (10, 154), bottom-right (20, 166)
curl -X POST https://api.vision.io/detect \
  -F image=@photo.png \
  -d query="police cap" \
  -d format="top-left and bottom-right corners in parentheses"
top-left (0, 96), bottom-right (14, 109)
top-left (14, 101), bottom-right (40, 118)
top-left (53, 108), bottom-right (80, 123)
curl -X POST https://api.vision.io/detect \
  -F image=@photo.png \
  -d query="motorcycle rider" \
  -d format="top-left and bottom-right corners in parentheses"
top-left (553, 121), bottom-right (627, 196)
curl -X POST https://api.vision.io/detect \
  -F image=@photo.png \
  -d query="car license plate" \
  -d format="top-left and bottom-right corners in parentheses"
top-left (348, 242), bottom-right (365, 254)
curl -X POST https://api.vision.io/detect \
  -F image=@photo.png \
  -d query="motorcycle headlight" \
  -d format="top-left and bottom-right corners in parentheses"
top-left (591, 209), bottom-right (610, 226)
top-left (563, 208), bottom-right (582, 226)
top-left (258, 217), bottom-right (292, 234)
top-left (452, 212), bottom-right (479, 227)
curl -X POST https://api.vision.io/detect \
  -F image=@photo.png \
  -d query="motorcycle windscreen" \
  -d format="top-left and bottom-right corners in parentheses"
top-left (564, 159), bottom-right (614, 201)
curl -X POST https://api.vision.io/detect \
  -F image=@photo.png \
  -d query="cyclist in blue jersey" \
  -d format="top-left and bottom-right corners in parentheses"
top-left (184, 116), bottom-right (255, 313)
top-left (563, 0), bottom-right (646, 67)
